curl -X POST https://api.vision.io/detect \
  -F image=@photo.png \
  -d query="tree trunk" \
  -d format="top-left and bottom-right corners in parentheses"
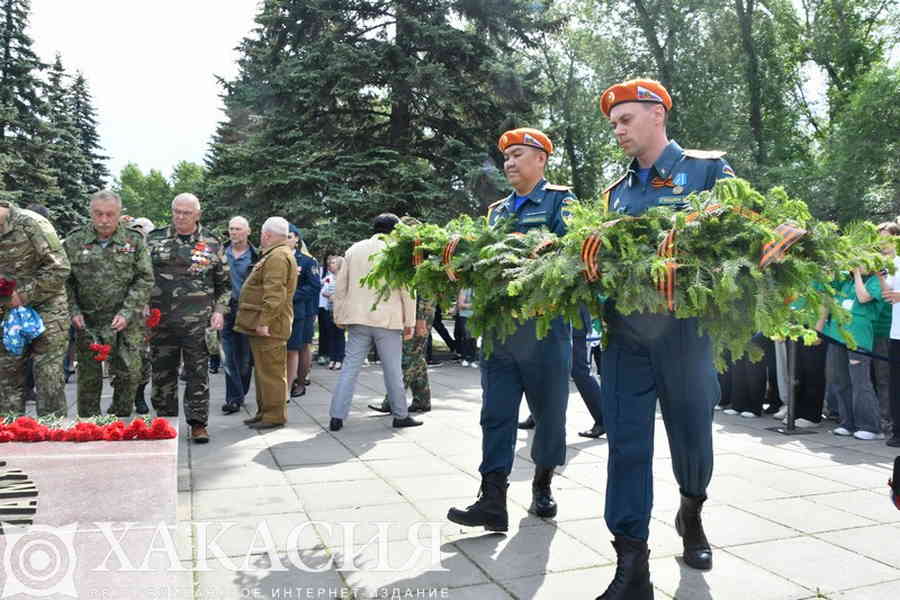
top-left (631, 0), bottom-right (676, 123)
top-left (389, 1), bottom-right (413, 150)
top-left (735, 0), bottom-right (766, 166)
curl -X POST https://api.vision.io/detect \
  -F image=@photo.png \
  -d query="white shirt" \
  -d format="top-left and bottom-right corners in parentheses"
top-left (319, 272), bottom-right (333, 309)
top-left (889, 256), bottom-right (900, 340)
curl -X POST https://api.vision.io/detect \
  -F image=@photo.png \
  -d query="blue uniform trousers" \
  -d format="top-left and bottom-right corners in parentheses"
top-left (479, 317), bottom-right (572, 475)
top-left (601, 311), bottom-right (719, 541)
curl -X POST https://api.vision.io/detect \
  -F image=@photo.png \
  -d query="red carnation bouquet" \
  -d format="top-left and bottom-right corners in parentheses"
top-left (0, 415), bottom-right (177, 443)
top-left (89, 343), bottom-right (111, 361)
top-left (0, 277), bottom-right (15, 310)
top-left (0, 276), bottom-right (15, 298)
top-left (86, 328), bottom-right (113, 361)
top-left (145, 308), bottom-right (161, 328)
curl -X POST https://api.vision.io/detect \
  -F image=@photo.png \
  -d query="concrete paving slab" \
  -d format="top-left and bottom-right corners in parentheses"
top-left (727, 537), bottom-right (900, 595)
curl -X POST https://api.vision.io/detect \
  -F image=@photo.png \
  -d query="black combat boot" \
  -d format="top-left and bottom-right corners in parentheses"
top-left (675, 493), bottom-right (713, 570)
top-left (529, 466), bottom-right (557, 518)
top-left (134, 384), bottom-right (149, 415)
top-left (447, 471), bottom-right (508, 532)
top-left (596, 536), bottom-right (654, 600)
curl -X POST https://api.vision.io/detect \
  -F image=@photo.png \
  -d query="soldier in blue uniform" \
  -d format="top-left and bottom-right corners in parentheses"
top-left (447, 128), bottom-right (574, 532)
top-left (593, 79), bottom-right (735, 600)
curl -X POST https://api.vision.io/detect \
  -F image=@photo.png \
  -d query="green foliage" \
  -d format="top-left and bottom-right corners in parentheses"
top-left (113, 161), bottom-right (206, 227)
top-left (204, 0), bottom-right (562, 256)
top-left (366, 179), bottom-right (893, 367)
top-left (0, 1), bottom-right (109, 235)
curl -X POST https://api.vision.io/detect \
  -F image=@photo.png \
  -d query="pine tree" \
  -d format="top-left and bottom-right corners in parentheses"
top-left (44, 54), bottom-right (89, 231)
top-left (69, 72), bottom-right (109, 191)
top-left (204, 0), bottom-right (561, 255)
top-left (0, 0), bottom-right (58, 208)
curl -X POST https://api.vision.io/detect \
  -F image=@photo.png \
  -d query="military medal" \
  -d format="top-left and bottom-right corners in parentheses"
top-left (673, 185), bottom-right (684, 195)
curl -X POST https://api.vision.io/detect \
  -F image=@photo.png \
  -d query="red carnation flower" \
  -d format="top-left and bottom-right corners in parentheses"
top-left (194, 242), bottom-right (206, 251)
top-left (149, 418), bottom-right (177, 439)
top-left (0, 430), bottom-right (15, 443)
top-left (89, 343), bottom-right (112, 362)
top-left (0, 277), bottom-right (16, 297)
top-left (146, 309), bottom-right (162, 329)
top-left (13, 416), bottom-right (40, 429)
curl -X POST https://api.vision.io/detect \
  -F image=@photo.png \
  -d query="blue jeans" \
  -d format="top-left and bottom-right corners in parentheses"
top-left (222, 300), bottom-right (252, 406)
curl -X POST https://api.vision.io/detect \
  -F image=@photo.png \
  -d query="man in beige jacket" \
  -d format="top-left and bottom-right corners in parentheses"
top-left (328, 213), bottom-right (422, 431)
top-left (235, 217), bottom-right (298, 429)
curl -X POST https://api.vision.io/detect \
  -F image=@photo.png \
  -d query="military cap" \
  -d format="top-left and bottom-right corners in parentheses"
top-left (497, 128), bottom-right (553, 155)
top-left (599, 78), bottom-right (672, 117)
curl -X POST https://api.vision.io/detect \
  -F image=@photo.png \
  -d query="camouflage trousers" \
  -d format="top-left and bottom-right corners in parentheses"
top-left (0, 318), bottom-right (68, 416)
top-left (75, 318), bottom-right (144, 418)
top-left (150, 323), bottom-right (210, 426)
top-left (381, 329), bottom-right (432, 410)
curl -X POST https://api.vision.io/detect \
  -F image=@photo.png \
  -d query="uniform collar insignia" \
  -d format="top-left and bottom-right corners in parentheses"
top-left (653, 140), bottom-right (684, 178)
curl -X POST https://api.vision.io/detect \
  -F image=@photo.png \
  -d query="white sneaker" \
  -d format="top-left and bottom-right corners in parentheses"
top-left (740, 411), bottom-right (758, 418)
top-left (832, 426), bottom-right (852, 436)
top-left (773, 407), bottom-right (787, 420)
top-left (783, 417), bottom-right (818, 428)
top-left (461, 360), bottom-right (469, 367)
top-left (723, 408), bottom-right (739, 415)
top-left (713, 405), bottom-right (723, 411)
top-left (470, 362), bottom-right (479, 368)
top-left (853, 430), bottom-right (885, 441)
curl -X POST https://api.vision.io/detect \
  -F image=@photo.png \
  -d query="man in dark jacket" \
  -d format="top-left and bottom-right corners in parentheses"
top-left (221, 216), bottom-right (260, 414)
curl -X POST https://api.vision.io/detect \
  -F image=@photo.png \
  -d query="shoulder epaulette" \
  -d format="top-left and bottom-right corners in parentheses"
top-left (544, 183), bottom-right (572, 192)
top-left (603, 173), bottom-right (628, 194)
top-left (123, 227), bottom-right (144, 240)
top-left (683, 149), bottom-right (727, 160)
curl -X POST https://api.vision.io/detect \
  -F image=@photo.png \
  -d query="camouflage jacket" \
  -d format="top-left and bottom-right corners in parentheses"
top-left (147, 224), bottom-right (230, 329)
top-left (416, 295), bottom-right (436, 324)
top-left (0, 201), bottom-right (70, 324)
top-left (63, 224), bottom-right (154, 327)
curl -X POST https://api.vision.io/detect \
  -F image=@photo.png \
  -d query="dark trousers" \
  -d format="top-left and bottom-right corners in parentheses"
top-left (890, 340), bottom-right (900, 439)
top-left (317, 307), bottom-right (331, 359)
top-left (760, 335), bottom-right (782, 408)
top-left (573, 307), bottom-right (603, 427)
top-left (430, 305), bottom-right (456, 356)
top-left (479, 318), bottom-right (572, 475)
top-left (718, 353), bottom-right (766, 415)
top-left (793, 341), bottom-right (827, 423)
top-left (222, 301), bottom-right (252, 406)
top-left (601, 312), bottom-right (718, 541)
top-left (454, 315), bottom-right (477, 361)
top-left (318, 309), bottom-right (345, 361)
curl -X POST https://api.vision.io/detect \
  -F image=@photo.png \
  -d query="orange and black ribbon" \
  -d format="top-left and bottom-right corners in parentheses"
top-left (650, 176), bottom-right (674, 189)
top-left (441, 235), bottom-right (462, 281)
top-left (759, 223), bottom-right (807, 269)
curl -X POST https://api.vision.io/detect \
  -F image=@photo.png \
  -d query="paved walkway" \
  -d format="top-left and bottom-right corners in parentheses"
top-left (65, 357), bottom-right (900, 599)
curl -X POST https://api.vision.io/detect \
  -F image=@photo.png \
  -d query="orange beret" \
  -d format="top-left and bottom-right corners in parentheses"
top-left (599, 79), bottom-right (672, 117)
top-left (498, 128), bottom-right (553, 154)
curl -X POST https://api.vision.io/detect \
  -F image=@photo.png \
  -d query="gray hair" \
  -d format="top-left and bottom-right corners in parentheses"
top-left (229, 216), bottom-right (250, 230)
top-left (171, 193), bottom-right (201, 211)
top-left (261, 216), bottom-right (289, 237)
top-left (90, 190), bottom-right (121, 207)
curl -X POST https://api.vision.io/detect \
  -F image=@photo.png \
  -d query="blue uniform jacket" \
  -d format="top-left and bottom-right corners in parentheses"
top-left (487, 178), bottom-right (573, 236)
top-left (604, 140), bottom-right (735, 216)
top-left (292, 253), bottom-right (322, 318)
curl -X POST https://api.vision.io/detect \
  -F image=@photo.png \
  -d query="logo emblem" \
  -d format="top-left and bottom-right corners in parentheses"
top-left (607, 91), bottom-right (615, 103)
top-left (673, 173), bottom-right (687, 187)
top-left (636, 86), bottom-right (662, 102)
